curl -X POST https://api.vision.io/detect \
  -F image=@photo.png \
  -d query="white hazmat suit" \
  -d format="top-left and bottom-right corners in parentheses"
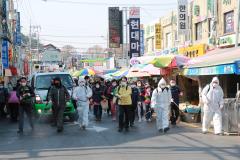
top-left (202, 77), bottom-right (224, 134)
top-left (151, 78), bottom-right (172, 132)
top-left (73, 78), bottom-right (92, 128)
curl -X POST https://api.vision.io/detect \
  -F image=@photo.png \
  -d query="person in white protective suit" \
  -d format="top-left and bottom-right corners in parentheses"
top-left (202, 77), bottom-right (224, 135)
top-left (151, 78), bottom-right (172, 133)
top-left (73, 77), bottom-right (92, 130)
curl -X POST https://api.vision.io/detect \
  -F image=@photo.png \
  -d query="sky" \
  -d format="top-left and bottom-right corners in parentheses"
top-left (15, 0), bottom-right (177, 52)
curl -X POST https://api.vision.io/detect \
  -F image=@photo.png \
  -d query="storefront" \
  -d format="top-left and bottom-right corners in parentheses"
top-left (183, 47), bottom-right (240, 99)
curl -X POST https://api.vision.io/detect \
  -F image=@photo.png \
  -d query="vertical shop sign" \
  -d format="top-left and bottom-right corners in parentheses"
top-left (129, 7), bottom-right (140, 58)
top-left (155, 23), bottom-right (162, 50)
top-left (140, 29), bottom-right (144, 56)
top-left (2, 40), bottom-right (9, 69)
top-left (108, 7), bottom-right (122, 48)
top-left (16, 12), bottom-right (21, 45)
top-left (178, 0), bottom-right (188, 34)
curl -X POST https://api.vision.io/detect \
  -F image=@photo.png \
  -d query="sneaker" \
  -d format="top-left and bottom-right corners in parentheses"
top-left (158, 129), bottom-right (163, 133)
top-left (164, 127), bottom-right (170, 133)
top-left (130, 123), bottom-right (134, 127)
top-left (57, 128), bottom-right (63, 133)
top-left (17, 130), bottom-right (23, 134)
top-left (138, 118), bottom-right (142, 122)
top-left (147, 119), bottom-right (152, 122)
top-left (118, 128), bottom-right (123, 132)
top-left (82, 125), bottom-right (86, 130)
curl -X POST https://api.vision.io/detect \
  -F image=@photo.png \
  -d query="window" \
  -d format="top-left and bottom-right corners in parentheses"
top-left (195, 22), bottom-right (202, 40)
top-left (224, 11), bottom-right (234, 33)
top-left (36, 74), bottom-right (73, 90)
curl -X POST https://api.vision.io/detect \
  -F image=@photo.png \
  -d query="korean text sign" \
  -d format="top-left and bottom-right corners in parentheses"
top-left (129, 7), bottom-right (140, 58)
top-left (178, 0), bottom-right (188, 34)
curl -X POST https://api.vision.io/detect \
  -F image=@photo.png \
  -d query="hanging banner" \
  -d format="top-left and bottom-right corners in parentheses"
top-left (140, 29), bottom-right (144, 56)
top-left (155, 23), bottom-right (162, 50)
top-left (108, 7), bottom-right (122, 48)
top-left (129, 7), bottom-right (140, 58)
top-left (178, 0), bottom-right (188, 34)
top-left (2, 40), bottom-right (9, 69)
top-left (16, 12), bottom-right (21, 46)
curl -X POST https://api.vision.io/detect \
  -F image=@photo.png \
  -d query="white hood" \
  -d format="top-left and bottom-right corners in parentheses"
top-left (211, 77), bottom-right (219, 84)
top-left (158, 78), bottom-right (167, 88)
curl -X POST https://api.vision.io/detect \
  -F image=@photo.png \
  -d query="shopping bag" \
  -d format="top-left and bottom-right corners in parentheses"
top-left (101, 99), bottom-right (108, 110)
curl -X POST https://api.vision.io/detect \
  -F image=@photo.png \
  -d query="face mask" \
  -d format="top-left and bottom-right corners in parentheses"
top-left (55, 82), bottom-right (60, 86)
top-left (96, 85), bottom-right (100, 88)
top-left (112, 83), bottom-right (117, 87)
top-left (137, 83), bottom-right (141, 87)
top-left (213, 83), bottom-right (218, 88)
top-left (121, 82), bottom-right (127, 86)
top-left (131, 85), bottom-right (136, 88)
top-left (21, 83), bottom-right (27, 86)
top-left (80, 82), bottom-right (85, 86)
top-left (170, 83), bottom-right (176, 86)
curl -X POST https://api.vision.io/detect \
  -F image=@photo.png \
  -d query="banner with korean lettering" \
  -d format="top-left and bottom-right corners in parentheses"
top-left (2, 40), bottom-right (9, 69)
top-left (155, 23), bottom-right (162, 50)
top-left (108, 7), bottom-right (122, 48)
top-left (178, 0), bottom-right (188, 34)
top-left (140, 29), bottom-right (144, 56)
top-left (16, 12), bottom-right (21, 46)
top-left (129, 7), bottom-right (140, 58)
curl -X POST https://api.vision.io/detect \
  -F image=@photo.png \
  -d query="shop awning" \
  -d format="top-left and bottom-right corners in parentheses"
top-left (184, 47), bottom-right (240, 76)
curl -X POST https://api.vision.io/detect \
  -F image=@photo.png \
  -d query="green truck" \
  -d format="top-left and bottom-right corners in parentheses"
top-left (31, 72), bottom-right (77, 121)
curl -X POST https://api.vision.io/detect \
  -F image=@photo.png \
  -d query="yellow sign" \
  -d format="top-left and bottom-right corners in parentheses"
top-left (155, 23), bottom-right (162, 50)
top-left (179, 44), bottom-right (206, 58)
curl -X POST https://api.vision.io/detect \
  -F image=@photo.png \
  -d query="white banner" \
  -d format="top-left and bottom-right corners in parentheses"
top-left (178, 0), bottom-right (188, 34)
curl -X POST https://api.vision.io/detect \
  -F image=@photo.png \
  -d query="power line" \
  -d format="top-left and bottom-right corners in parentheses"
top-left (40, 38), bottom-right (107, 44)
top-left (40, 34), bottom-right (106, 38)
top-left (43, 0), bottom-right (176, 7)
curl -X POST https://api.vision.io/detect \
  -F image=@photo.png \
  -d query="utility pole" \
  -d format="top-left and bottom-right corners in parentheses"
top-left (122, 7), bottom-right (129, 67)
top-left (235, 0), bottom-right (240, 47)
top-left (29, 23), bottom-right (32, 75)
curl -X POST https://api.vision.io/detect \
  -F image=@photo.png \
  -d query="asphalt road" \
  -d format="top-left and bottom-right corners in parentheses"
top-left (0, 113), bottom-right (239, 160)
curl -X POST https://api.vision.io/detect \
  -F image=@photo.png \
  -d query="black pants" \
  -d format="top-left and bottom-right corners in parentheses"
top-left (145, 104), bottom-right (152, 120)
top-left (130, 103), bottom-right (137, 125)
top-left (0, 103), bottom-right (6, 118)
top-left (119, 105), bottom-right (131, 129)
top-left (8, 103), bottom-right (19, 121)
top-left (94, 105), bottom-right (102, 120)
top-left (19, 103), bottom-right (34, 131)
top-left (170, 102), bottom-right (180, 125)
top-left (56, 106), bottom-right (65, 129)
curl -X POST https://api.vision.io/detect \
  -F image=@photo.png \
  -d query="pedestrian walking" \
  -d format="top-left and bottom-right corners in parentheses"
top-left (130, 82), bottom-right (139, 127)
top-left (0, 81), bottom-right (8, 119)
top-left (136, 80), bottom-right (146, 122)
top-left (48, 77), bottom-right (70, 132)
top-left (144, 86), bottom-right (153, 122)
top-left (169, 80), bottom-right (183, 126)
top-left (202, 77), bottom-right (224, 135)
top-left (151, 78), bottom-right (172, 133)
top-left (116, 77), bottom-right (132, 132)
top-left (73, 77), bottom-right (92, 130)
top-left (108, 80), bottom-right (118, 121)
top-left (16, 77), bottom-right (35, 134)
top-left (8, 86), bottom-right (19, 122)
top-left (92, 82), bottom-right (104, 121)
